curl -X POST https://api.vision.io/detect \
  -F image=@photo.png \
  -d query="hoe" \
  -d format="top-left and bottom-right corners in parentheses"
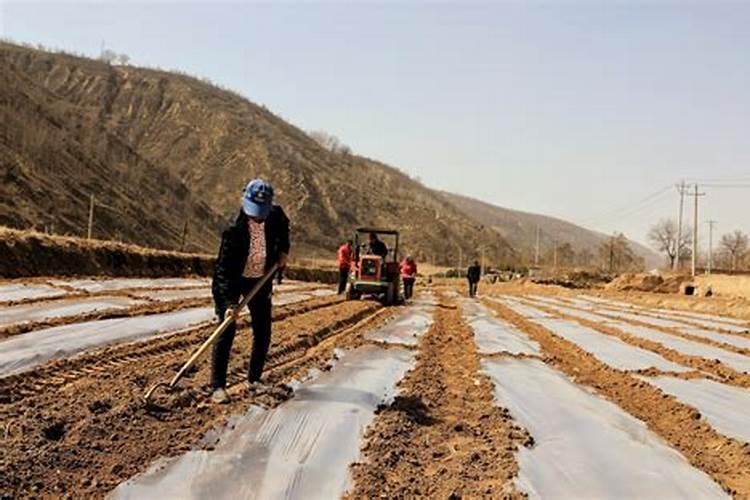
top-left (144, 264), bottom-right (278, 407)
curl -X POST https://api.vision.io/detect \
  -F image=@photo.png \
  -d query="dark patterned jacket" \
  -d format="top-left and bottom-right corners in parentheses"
top-left (211, 206), bottom-right (290, 313)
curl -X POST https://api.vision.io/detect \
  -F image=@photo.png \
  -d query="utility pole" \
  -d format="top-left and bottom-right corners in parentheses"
top-left (705, 220), bottom-right (717, 275)
top-left (534, 225), bottom-right (540, 266)
top-left (87, 194), bottom-right (95, 240)
top-left (180, 221), bottom-right (188, 252)
top-left (674, 180), bottom-right (687, 271)
top-left (553, 241), bottom-right (558, 269)
top-left (481, 246), bottom-right (486, 275)
top-left (690, 184), bottom-right (705, 277)
top-left (458, 245), bottom-right (463, 272)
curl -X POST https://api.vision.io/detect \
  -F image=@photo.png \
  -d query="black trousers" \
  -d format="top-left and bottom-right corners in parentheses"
top-left (403, 277), bottom-right (415, 299)
top-left (338, 267), bottom-right (349, 294)
top-left (212, 277), bottom-right (273, 389)
top-left (468, 280), bottom-right (478, 297)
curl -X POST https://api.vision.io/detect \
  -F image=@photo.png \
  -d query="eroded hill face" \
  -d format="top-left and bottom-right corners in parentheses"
top-left (0, 47), bottom-right (223, 252)
top-left (0, 42), bottom-right (515, 264)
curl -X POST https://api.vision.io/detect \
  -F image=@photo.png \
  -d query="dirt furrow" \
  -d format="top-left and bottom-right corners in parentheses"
top-left (347, 296), bottom-right (529, 499)
top-left (0, 283), bottom-right (327, 338)
top-left (0, 299), bottom-right (389, 499)
top-left (0, 282), bottom-right (209, 308)
top-left (596, 309), bottom-right (750, 356)
top-left (0, 295), bottom-right (343, 405)
top-left (0, 297), bottom-right (213, 339)
top-left (484, 299), bottom-right (750, 497)
top-left (522, 299), bottom-right (750, 388)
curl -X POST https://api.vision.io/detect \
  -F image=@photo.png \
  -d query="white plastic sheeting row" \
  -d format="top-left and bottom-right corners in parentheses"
top-left (487, 297), bottom-right (553, 320)
top-left (112, 298), bottom-right (434, 499)
top-left (0, 283), bottom-right (66, 303)
top-left (0, 290), bottom-right (333, 377)
top-left (0, 296), bottom-right (147, 328)
top-left (527, 298), bottom-right (750, 374)
top-left (274, 289), bottom-right (336, 306)
top-left (462, 301), bottom-right (540, 356)
top-left (129, 288), bottom-right (212, 302)
top-left (500, 300), bottom-right (688, 373)
top-left (366, 298), bottom-right (433, 346)
top-left (48, 277), bottom-right (209, 293)
top-left (643, 376), bottom-right (750, 444)
top-left (578, 296), bottom-right (750, 332)
top-left (482, 358), bottom-right (727, 499)
top-left (0, 307), bottom-right (215, 377)
top-left (112, 346), bottom-right (414, 500)
top-left (370, 293), bottom-right (436, 345)
top-left (512, 297), bottom-right (750, 445)
top-left (533, 295), bottom-right (750, 350)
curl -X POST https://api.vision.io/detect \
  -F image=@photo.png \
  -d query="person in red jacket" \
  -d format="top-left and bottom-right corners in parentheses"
top-left (400, 255), bottom-right (417, 300)
top-left (337, 240), bottom-right (353, 294)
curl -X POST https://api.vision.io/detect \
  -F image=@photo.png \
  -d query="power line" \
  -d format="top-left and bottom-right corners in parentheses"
top-left (579, 184), bottom-right (673, 227)
top-left (686, 176), bottom-right (750, 183)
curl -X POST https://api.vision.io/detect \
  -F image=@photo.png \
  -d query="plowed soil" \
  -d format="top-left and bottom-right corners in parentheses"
top-left (485, 299), bottom-right (750, 496)
top-left (3, 282), bottom-right (750, 499)
top-left (0, 298), bottom-right (390, 498)
top-left (348, 296), bottom-right (530, 498)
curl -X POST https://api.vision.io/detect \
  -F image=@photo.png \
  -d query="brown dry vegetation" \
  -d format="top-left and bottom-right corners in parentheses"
top-left (0, 41), bottom-right (515, 264)
top-left (0, 226), bottom-right (341, 281)
top-left (0, 227), bottom-right (212, 278)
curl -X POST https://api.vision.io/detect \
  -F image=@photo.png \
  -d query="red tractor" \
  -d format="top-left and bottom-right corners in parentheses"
top-left (345, 227), bottom-right (402, 305)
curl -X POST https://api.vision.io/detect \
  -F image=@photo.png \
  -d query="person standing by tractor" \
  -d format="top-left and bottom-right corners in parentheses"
top-left (467, 260), bottom-right (481, 298)
top-left (337, 239), bottom-right (353, 294)
top-left (210, 179), bottom-right (290, 404)
top-left (400, 255), bottom-right (417, 299)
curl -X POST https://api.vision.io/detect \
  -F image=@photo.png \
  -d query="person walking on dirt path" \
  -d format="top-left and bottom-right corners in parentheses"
top-left (210, 179), bottom-right (290, 404)
top-left (467, 260), bottom-right (481, 298)
top-left (337, 240), bottom-right (353, 294)
top-left (400, 255), bottom-right (417, 299)
top-left (367, 232), bottom-right (388, 260)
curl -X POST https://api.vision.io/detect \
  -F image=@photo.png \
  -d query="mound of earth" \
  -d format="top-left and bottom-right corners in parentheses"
top-left (605, 273), bottom-right (689, 293)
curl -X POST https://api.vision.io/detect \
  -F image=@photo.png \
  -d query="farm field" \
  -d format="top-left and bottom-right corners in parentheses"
top-left (1, 277), bottom-right (749, 498)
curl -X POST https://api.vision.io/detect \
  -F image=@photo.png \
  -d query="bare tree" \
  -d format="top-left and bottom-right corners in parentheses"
top-left (719, 230), bottom-right (748, 271)
top-left (308, 130), bottom-right (351, 155)
top-left (576, 248), bottom-right (595, 267)
top-left (647, 218), bottom-right (691, 269)
top-left (557, 242), bottom-right (576, 266)
top-left (99, 49), bottom-right (118, 64)
top-left (599, 233), bottom-right (642, 272)
top-left (117, 53), bottom-right (130, 65)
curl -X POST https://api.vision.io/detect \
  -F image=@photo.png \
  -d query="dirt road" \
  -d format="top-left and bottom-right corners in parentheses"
top-left (2, 279), bottom-right (749, 498)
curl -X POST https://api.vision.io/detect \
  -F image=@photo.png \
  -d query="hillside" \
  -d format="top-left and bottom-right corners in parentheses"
top-left (0, 41), bottom-right (514, 265)
top-left (441, 192), bottom-right (660, 268)
top-left (0, 48), bottom-right (223, 251)
top-left (1, 41), bottom-right (654, 269)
